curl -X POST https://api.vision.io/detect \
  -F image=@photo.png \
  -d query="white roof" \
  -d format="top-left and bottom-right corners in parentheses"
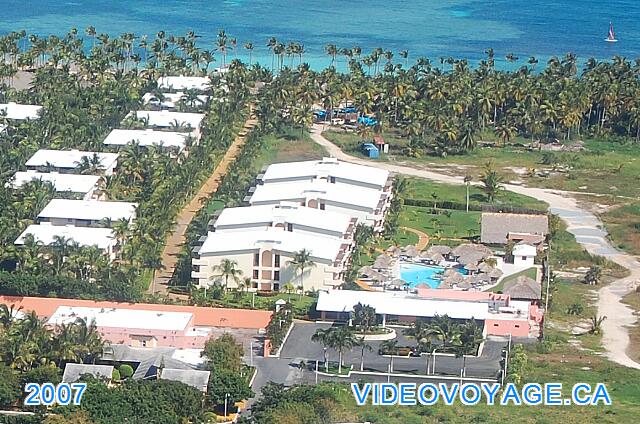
top-left (157, 76), bottom-right (211, 91)
top-left (26, 149), bottom-right (119, 170)
top-left (199, 227), bottom-right (347, 262)
top-left (250, 180), bottom-right (384, 211)
top-left (512, 244), bottom-right (537, 257)
top-left (0, 102), bottom-right (43, 120)
top-left (15, 225), bottom-right (115, 250)
top-left (316, 290), bottom-right (490, 320)
top-left (214, 203), bottom-right (353, 235)
top-left (142, 92), bottom-right (210, 109)
top-left (10, 171), bottom-right (99, 194)
top-left (47, 306), bottom-right (193, 331)
top-left (133, 110), bottom-right (204, 129)
top-left (38, 199), bottom-right (137, 222)
top-left (261, 157), bottom-right (390, 188)
top-left (103, 129), bottom-right (192, 150)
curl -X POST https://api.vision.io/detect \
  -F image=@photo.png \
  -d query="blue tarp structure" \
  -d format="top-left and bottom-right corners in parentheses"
top-left (358, 116), bottom-right (377, 126)
top-left (361, 143), bottom-right (379, 158)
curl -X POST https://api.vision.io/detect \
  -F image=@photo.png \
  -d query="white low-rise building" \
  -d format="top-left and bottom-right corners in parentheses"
top-left (15, 225), bottom-right (117, 259)
top-left (0, 102), bottom-right (43, 120)
top-left (157, 76), bottom-right (211, 92)
top-left (103, 129), bottom-right (195, 152)
top-left (192, 227), bottom-right (351, 291)
top-left (37, 199), bottom-right (137, 227)
top-left (142, 92), bottom-right (210, 110)
top-left (131, 110), bottom-right (205, 140)
top-left (512, 243), bottom-right (537, 267)
top-left (259, 157), bottom-right (392, 192)
top-left (211, 202), bottom-right (356, 241)
top-left (10, 171), bottom-right (101, 200)
top-left (248, 179), bottom-right (389, 231)
top-left (25, 149), bottom-right (119, 175)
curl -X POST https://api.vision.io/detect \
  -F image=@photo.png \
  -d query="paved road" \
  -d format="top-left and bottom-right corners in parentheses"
top-left (310, 125), bottom-right (640, 370)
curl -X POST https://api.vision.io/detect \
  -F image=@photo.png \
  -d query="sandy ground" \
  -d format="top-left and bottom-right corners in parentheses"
top-left (310, 124), bottom-right (640, 369)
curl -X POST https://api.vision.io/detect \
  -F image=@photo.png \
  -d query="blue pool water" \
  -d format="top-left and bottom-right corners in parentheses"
top-left (0, 1), bottom-right (638, 71)
top-left (400, 263), bottom-right (465, 289)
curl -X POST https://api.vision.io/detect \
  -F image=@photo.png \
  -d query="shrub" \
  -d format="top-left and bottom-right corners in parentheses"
top-left (112, 369), bottom-right (121, 381)
top-left (119, 364), bottom-right (134, 379)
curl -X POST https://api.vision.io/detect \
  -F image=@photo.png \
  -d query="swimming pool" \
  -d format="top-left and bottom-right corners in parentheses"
top-left (400, 263), bottom-right (465, 289)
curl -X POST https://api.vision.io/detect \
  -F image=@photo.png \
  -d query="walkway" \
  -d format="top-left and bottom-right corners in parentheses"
top-left (401, 226), bottom-right (430, 250)
top-left (310, 124), bottom-right (640, 369)
top-left (150, 113), bottom-right (258, 294)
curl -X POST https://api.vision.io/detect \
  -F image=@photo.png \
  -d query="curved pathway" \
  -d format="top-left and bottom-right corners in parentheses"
top-left (310, 124), bottom-right (640, 369)
top-left (150, 113), bottom-right (258, 294)
top-left (400, 226), bottom-right (430, 250)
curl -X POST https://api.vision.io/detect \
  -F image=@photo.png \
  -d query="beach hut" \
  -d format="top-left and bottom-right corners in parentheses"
top-left (402, 245), bottom-right (419, 258)
top-left (373, 135), bottom-right (389, 154)
top-left (503, 276), bottom-right (541, 301)
top-left (426, 245), bottom-right (452, 256)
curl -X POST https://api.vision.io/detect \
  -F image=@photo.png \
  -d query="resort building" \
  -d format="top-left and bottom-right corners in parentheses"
top-left (481, 212), bottom-right (548, 246)
top-left (247, 179), bottom-right (389, 231)
top-left (25, 149), bottom-right (119, 175)
top-left (103, 128), bottom-right (195, 153)
top-left (502, 275), bottom-right (542, 302)
top-left (131, 110), bottom-right (205, 140)
top-left (159, 369), bottom-right (210, 393)
top-left (511, 243), bottom-right (537, 267)
top-left (10, 171), bottom-right (101, 200)
top-left (157, 76), bottom-right (211, 92)
top-left (142, 92), bottom-right (210, 110)
top-left (209, 202), bottom-right (356, 241)
top-left (258, 157), bottom-right (392, 192)
top-left (36, 199), bottom-right (137, 227)
top-left (0, 102), bottom-right (43, 120)
top-left (15, 225), bottom-right (117, 259)
top-left (1, 295), bottom-right (272, 350)
top-left (316, 289), bottom-right (541, 338)
top-left (192, 227), bottom-right (352, 291)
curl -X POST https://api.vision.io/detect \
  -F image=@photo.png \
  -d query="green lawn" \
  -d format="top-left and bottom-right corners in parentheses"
top-left (399, 206), bottom-right (481, 240)
top-left (600, 203), bottom-right (640, 256)
top-left (487, 267), bottom-right (538, 293)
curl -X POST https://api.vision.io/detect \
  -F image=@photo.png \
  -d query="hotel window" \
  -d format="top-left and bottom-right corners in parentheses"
top-left (320, 203), bottom-right (326, 210)
top-left (514, 325), bottom-right (520, 328)
top-left (253, 270), bottom-right (259, 279)
top-left (287, 223), bottom-right (293, 232)
top-left (253, 253), bottom-right (259, 266)
top-left (274, 271), bottom-right (280, 281)
top-left (274, 254), bottom-right (280, 267)
top-left (330, 176), bottom-right (336, 183)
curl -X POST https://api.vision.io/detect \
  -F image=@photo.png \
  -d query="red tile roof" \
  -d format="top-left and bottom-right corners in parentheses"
top-left (0, 296), bottom-right (272, 329)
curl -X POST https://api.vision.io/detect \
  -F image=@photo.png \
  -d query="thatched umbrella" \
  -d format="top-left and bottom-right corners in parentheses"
top-left (373, 254), bottom-right (394, 269)
top-left (457, 279), bottom-right (472, 289)
top-left (452, 244), bottom-right (492, 259)
top-left (478, 262), bottom-right (493, 272)
top-left (464, 262), bottom-right (479, 272)
top-left (359, 265), bottom-right (386, 282)
top-left (430, 252), bottom-right (445, 263)
top-left (402, 245), bottom-right (419, 258)
top-left (488, 268), bottom-right (504, 279)
top-left (427, 245), bottom-right (452, 256)
top-left (391, 278), bottom-right (407, 286)
top-left (386, 246), bottom-right (401, 256)
top-left (438, 280), bottom-right (454, 289)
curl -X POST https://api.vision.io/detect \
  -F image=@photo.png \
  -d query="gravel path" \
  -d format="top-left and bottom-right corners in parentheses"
top-left (310, 124), bottom-right (640, 369)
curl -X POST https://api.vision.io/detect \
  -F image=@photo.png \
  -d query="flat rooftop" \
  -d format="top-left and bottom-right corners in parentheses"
top-left (316, 290), bottom-right (491, 320)
top-left (249, 179), bottom-right (384, 211)
top-left (10, 171), bottom-right (99, 194)
top-left (198, 227), bottom-right (348, 262)
top-left (142, 92), bottom-right (210, 108)
top-left (214, 202), bottom-right (353, 235)
top-left (0, 102), bottom-right (43, 120)
top-left (0, 296), bottom-right (272, 329)
top-left (133, 110), bottom-right (204, 129)
top-left (15, 225), bottom-right (115, 249)
top-left (261, 157), bottom-right (390, 188)
top-left (103, 128), bottom-right (192, 150)
top-left (26, 149), bottom-right (119, 170)
top-left (38, 199), bottom-right (137, 222)
top-left (47, 305), bottom-right (193, 331)
top-left (157, 76), bottom-right (211, 91)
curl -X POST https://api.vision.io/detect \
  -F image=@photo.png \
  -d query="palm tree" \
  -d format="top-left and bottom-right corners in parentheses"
top-left (428, 315), bottom-right (459, 348)
top-left (355, 338), bottom-right (372, 371)
top-left (589, 315), bottom-right (607, 335)
top-left (330, 326), bottom-right (357, 374)
top-left (463, 174), bottom-right (473, 212)
top-left (480, 162), bottom-right (504, 202)
top-left (287, 249), bottom-right (315, 292)
top-left (282, 282), bottom-right (295, 302)
top-left (244, 42), bottom-right (254, 65)
top-left (453, 320), bottom-right (483, 376)
top-left (380, 339), bottom-right (398, 372)
top-left (567, 303), bottom-right (584, 315)
top-left (311, 327), bottom-right (333, 372)
top-left (583, 265), bottom-right (602, 285)
top-left (211, 259), bottom-right (243, 290)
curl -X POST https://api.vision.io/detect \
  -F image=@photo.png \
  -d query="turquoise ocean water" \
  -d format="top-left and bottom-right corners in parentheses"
top-left (1, 0), bottom-right (638, 70)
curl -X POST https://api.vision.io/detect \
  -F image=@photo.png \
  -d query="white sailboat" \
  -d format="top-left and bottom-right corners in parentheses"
top-left (605, 22), bottom-right (618, 43)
